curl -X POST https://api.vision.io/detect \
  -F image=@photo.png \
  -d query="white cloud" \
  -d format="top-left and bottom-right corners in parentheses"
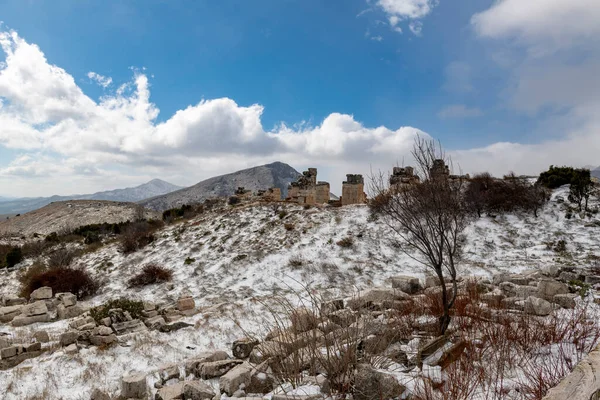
top-left (374, 0), bottom-right (437, 34)
top-left (371, 35), bottom-right (383, 42)
top-left (438, 104), bottom-right (483, 119)
top-left (1, 28), bottom-right (599, 197)
top-left (471, 0), bottom-right (600, 55)
top-left (87, 71), bottom-right (112, 88)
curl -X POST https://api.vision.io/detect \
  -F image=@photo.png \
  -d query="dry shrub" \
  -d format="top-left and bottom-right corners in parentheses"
top-left (284, 223), bottom-right (295, 231)
top-left (336, 237), bottom-right (354, 248)
top-left (19, 265), bottom-right (99, 299)
top-left (127, 263), bottom-right (173, 287)
top-left (47, 246), bottom-right (80, 269)
top-left (120, 221), bottom-right (162, 254)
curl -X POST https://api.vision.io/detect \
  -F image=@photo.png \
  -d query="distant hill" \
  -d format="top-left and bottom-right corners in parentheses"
top-left (139, 162), bottom-right (301, 211)
top-left (0, 200), bottom-right (161, 236)
top-left (0, 179), bottom-right (182, 215)
top-left (592, 166), bottom-right (600, 180)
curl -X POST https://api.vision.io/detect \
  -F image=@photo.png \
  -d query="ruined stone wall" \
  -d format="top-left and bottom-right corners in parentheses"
top-left (315, 183), bottom-right (330, 204)
top-left (342, 174), bottom-right (366, 205)
top-left (342, 183), bottom-right (365, 206)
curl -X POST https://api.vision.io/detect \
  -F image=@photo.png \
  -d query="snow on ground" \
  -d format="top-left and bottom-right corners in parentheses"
top-left (0, 186), bottom-right (599, 399)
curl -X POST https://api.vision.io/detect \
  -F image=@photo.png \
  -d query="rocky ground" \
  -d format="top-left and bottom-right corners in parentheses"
top-left (0, 186), bottom-right (598, 399)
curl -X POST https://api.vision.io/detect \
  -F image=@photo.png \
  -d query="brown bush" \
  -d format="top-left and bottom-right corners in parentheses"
top-left (19, 265), bottom-right (99, 300)
top-left (120, 221), bottom-right (162, 254)
top-left (47, 246), bottom-right (81, 269)
top-left (127, 263), bottom-right (173, 287)
top-left (336, 236), bottom-right (354, 248)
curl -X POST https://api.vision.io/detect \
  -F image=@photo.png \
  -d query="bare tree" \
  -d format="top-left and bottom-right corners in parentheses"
top-left (369, 137), bottom-right (470, 334)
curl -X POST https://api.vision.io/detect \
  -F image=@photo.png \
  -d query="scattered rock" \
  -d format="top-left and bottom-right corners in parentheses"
top-left (198, 359), bottom-right (243, 379)
top-left (155, 382), bottom-right (184, 400)
top-left (56, 292), bottom-right (77, 307)
top-left (232, 338), bottom-right (259, 359)
top-left (30, 286), bottom-right (52, 301)
top-left (90, 388), bottom-right (111, 400)
top-left (219, 362), bottom-right (253, 396)
top-left (112, 319), bottom-right (147, 335)
top-left (60, 331), bottom-right (79, 347)
top-left (290, 308), bottom-right (319, 333)
top-left (183, 380), bottom-right (215, 400)
top-left (64, 343), bottom-right (78, 354)
top-left (391, 275), bottom-right (422, 294)
top-left (0, 305), bottom-right (23, 323)
top-left (33, 330), bottom-right (50, 343)
top-left (524, 296), bottom-right (553, 316)
top-left (537, 280), bottom-right (569, 302)
top-left (553, 293), bottom-right (577, 309)
top-left (177, 296), bottom-right (195, 311)
top-left (57, 304), bottom-right (85, 319)
top-left (121, 373), bottom-right (148, 399)
top-left (1, 345), bottom-right (18, 359)
top-left (353, 364), bottom-right (405, 400)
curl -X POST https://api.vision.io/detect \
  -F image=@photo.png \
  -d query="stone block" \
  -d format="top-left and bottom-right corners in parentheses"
top-left (60, 331), bottom-right (79, 346)
top-left (21, 301), bottom-right (48, 316)
top-left (12, 313), bottom-right (50, 327)
top-left (232, 337), bottom-right (259, 359)
top-left (177, 296), bottom-right (195, 311)
top-left (391, 275), bottom-right (421, 294)
top-left (121, 373), bottom-right (148, 399)
top-left (56, 292), bottom-right (77, 307)
top-left (219, 362), bottom-right (253, 396)
top-left (30, 286), bottom-right (52, 301)
top-left (183, 380), bottom-right (215, 400)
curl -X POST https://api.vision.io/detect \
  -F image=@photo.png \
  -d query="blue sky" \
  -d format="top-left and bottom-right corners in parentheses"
top-left (0, 0), bottom-right (599, 196)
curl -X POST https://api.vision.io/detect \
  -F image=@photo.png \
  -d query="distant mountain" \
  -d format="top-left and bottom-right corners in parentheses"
top-left (592, 166), bottom-right (600, 180)
top-left (0, 179), bottom-right (182, 215)
top-left (139, 162), bottom-right (301, 211)
top-left (0, 200), bottom-right (161, 236)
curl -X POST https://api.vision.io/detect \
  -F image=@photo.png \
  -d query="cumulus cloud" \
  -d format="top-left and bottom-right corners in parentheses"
top-left (438, 104), bottom-right (483, 119)
top-left (374, 0), bottom-right (437, 34)
top-left (87, 71), bottom-right (112, 88)
top-left (1, 26), bottom-right (599, 197)
top-left (471, 0), bottom-right (600, 55)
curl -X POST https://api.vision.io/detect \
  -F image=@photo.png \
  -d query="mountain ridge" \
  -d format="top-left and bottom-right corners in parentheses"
top-left (0, 179), bottom-right (182, 215)
top-left (139, 161), bottom-right (301, 211)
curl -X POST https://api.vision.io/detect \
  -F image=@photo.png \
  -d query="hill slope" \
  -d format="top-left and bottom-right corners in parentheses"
top-left (0, 179), bottom-right (182, 215)
top-left (139, 161), bottom-right (301, 211)
top-left (0, 200), bottom-right (160, 236)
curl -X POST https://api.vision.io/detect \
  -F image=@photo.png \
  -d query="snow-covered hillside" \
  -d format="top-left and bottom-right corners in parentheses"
top-left (0, 186), bottom-right (599, 399)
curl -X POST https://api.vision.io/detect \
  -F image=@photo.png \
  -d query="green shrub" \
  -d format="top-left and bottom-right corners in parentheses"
top-left (90, 298), bottom-right (144, 323)
top-left (184, 257), bottom-right (196, 265)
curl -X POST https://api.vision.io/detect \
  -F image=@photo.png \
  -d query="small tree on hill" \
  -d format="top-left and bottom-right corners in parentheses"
top-left (6, 247), bottom-right (22, 268)
top-left (370, 137), bottom-right (470, 334)
top-left (568, 169), bottom-right (594, 212)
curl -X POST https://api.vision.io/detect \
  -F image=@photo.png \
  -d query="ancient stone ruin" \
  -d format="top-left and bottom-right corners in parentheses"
top-left (256, 187), bottom-right (281, 202)
top-left (287, 168), bottom-right (330, 205)
top-left (341, 174), bottom-right (367, 206)
top-left (389, 166), bottom-right (420, 189)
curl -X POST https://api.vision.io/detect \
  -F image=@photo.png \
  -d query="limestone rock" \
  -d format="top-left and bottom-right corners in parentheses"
top-left (184, 351), bottom-right (230, 376)
top-left (198, 359), bottom-right (243, 379)
top-left (1, 345), bottom-right (18, 359)
top-left (4, 296), bottom-right (26, 306)
top-left (353, 364), bottom-right (405, 400)
top-left (158, 363), bottom-right (180, 383)
top-left (177, 296), bottom-right (195, 311)
top-left (146, 316), bottom-right (167, 330)
top-left (155, 382), bottom-right (184, 400)
top-left (183, 380), bottom-right (215, 400)
top-left (390, 275), bottom-right (421, 294)
top-left (219, 362), bottom-right (253, 396)
top-left (24, 342), bottom-right (41, 352)
top-left (64, 343), bottom-right (78, 354)
top-left (121, 373), bottom-right (148, 399)
top-left (21, 300), bottom-right (48, 316)
top-left (553, 293), bottom-right (577, 309)
top-left (112, 319), bottom-right (147, 335)
top-left (33, 330), bottom-right (50, 343)
top-left (90, 388), bottom-right (111, 400)
top-left (233, 338), bottom-right (260, 359)
top-left (57, 304), bottom-right (84, 320)
top-left (69, 315), bottom-right (95, 330)
top-left (90, 334), bottom-right (117, 346)
top-left (60, 331), bottom-right (79, 346)
top-left (524, 296), bottom-right (553, 316)
top-left (56, 292), bottom-right (77, 307)
top-left (30, 286), bottom-right (52, 301)
top-left (12, 313), bottom-right (50, 327)
top-left (537, 280), bottom-right (568, 302)
top-left (0, 305), bottom-right (23, 322)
